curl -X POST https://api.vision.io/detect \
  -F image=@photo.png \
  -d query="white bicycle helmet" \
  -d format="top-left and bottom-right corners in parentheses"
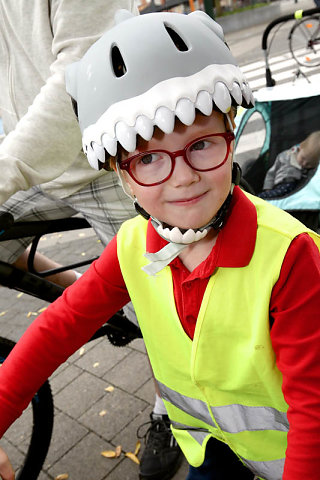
top-left (66, 9), bottom-right (254, 254)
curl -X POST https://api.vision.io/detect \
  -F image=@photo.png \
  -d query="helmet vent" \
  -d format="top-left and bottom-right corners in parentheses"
top-left (111, 44), bottom-right (127, 77)
top-left (164, 24), bottom-right (189, 52)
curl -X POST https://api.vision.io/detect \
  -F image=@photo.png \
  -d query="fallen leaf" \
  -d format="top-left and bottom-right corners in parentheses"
top-left (0, 311), bottom-right (7, 317)
top-left (93, 362), bottom-right (99, 368)
top-left (54, 474), bottom-right (69, 480)
top-left (27, 311), bottom-right (38, 318)
top-left (99, 410), bottom-right (107, 417)
top-left (79, 347), bottom-right (85, 356)
top-left (134, 440), bottom-right (141, 456)
top-left (104, 386), bottom-right (114, 393)
top-left (81, 252), bottom-right (86, 256)
top-left (38, 307), bottom-right (47, 313)
top-left (115, 445), bottom-right (122, 457)
top-left (125, 452), bottom-right (140, 464)
top-left (101, 450), bottom-right (117, 458)
top-left (17, 292), bottom-right (24, 298)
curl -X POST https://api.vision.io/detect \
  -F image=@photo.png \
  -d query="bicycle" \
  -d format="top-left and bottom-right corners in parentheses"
top-left (289, 11), bottom-right (320, 68)
top-left (0, 212), bottom-right (142, 480)
top-left (262, 6), bottom-right (320, 86)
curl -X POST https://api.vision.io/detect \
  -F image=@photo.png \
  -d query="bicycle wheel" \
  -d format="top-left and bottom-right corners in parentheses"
top-left (289, 15), bottom-right (320, 67)
top-left (0, 336), bottom-right (54, 480)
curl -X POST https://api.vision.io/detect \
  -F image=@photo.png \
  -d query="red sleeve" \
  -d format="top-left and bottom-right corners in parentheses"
top-left (0, 235), bottom-right (130, 437)
top-left (270, 233), bottom-right (320, 480)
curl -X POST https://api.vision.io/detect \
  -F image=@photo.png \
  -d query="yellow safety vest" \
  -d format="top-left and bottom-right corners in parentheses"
top-left (117, 194), bottom-right (320, 480)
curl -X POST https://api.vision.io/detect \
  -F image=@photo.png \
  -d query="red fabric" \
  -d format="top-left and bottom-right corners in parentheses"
top-left (0, 188), bottom-right (319, 480)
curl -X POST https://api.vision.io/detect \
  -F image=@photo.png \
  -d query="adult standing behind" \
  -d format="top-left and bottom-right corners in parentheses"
top-left (0, 2), bottom-right (181, 479)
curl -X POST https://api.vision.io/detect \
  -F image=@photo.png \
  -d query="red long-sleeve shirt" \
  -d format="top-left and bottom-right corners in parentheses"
top-left (0, 187), bottom-right (319, 480)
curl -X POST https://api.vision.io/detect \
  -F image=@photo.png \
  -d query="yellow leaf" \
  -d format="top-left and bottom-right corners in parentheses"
top-left (134, 440), bottom-right (141, 456)
top-left (17, 292), bottom-right (24, 298)
top-left (79, 347), bottom-right (85, 356)
top-left (101, 450), bottom-right (117, 458)
top-left (54, 474), bottom-right (69, 480)
top-left (0, 311), bottom-right (7, 317)
top-left (38, 307), bottom-right (47, 313)
top-left (93, 362), bottom-right (99, 368)
top-left (115, 445), bottom-right (122, 457)
top-left (99, 410), bottom-right (107, 417)
top-left (125, 452), bottom-right (140, 464)
top-left (104, 386), bottom-right (114, 393)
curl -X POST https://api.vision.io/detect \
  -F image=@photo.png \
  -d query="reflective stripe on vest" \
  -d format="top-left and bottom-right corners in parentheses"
top-left (242, 457), bottom-right (284, 480)
top-left (158, 380), bottom-right (289, 434)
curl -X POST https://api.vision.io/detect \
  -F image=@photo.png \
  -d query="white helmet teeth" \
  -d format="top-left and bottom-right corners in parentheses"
top-left (81, 63), bottom-right (254, 166)
top-left (175, 98), bottom-right (196, 126)
top-left (115, 121), bottom-right (137, 153)
top-left (154, 106), bottom-right (175, 134)
top-left (135, 115), bottom-right (154, 141)
top-left (102, 134), bottom-right (117, 157)
top-left (230, 82), bottom-right (242, 105)
top-left (242, 83), bottom-right (252, 105)
top-left (156, 223), bottom-right (209, 244)
top-left (213, 82), bottom-right (232, 113)
top-left (92, 142), bottom-right (105, 163)
top-left (195, 90), bottom-right (213, 116)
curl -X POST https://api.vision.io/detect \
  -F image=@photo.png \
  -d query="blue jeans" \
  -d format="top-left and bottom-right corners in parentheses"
top-left (186, 438), bottom-right (254, 480)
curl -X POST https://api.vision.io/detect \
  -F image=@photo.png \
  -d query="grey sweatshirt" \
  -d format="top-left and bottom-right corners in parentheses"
top-left (0, 0), bottom-right (138, 205)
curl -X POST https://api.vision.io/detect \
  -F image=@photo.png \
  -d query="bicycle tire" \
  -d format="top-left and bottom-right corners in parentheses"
top-left (289, 15), bottom-right (320, 67)
top-left (0, 336), bottom-right (54, 480)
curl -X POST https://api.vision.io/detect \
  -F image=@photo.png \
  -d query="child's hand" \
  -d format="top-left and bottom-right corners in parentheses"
top-left (0, 447), bottom-right (14, 480)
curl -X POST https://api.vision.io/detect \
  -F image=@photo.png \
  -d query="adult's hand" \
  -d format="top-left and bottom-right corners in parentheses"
top-left (0, 447), bottom-right (14, 480)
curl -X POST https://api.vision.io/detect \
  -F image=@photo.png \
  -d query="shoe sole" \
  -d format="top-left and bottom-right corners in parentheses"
top-left (139, 453), bottom-right (184, 480)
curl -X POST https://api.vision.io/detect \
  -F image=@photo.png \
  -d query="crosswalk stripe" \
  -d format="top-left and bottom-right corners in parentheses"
top-left (241, 49), bottom-right (320, 90)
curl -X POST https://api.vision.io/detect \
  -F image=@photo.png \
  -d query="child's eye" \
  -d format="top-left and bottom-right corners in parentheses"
top-left (190, 140), bottom-right (211, 151)
top-left (140, 153), bottom-right (154, 165)
top-left (137, 153), bottom-right (163, 166)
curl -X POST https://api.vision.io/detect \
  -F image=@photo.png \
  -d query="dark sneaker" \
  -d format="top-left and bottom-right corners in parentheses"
top-left (138, 412), bottom-right (183, 480)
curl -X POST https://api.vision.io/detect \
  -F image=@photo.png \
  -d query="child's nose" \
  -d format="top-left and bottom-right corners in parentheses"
top-left (171, 155), bottom-right (199, 185)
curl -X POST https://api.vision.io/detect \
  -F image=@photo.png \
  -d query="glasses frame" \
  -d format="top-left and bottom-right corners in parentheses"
top-left (119, 131), bottom-right (235, 187)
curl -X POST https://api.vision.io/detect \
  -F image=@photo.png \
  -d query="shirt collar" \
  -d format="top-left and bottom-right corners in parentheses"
top-left (146, 186), bottom-right (257, 270)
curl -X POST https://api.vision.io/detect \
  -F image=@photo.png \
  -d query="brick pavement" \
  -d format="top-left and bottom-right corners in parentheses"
top-left (0, 227), bottom-right (189, 480)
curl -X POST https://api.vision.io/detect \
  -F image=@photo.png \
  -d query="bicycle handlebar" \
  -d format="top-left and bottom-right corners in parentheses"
top-left (262, 7), bottom-right (320, 51)
top-left (0, 212), bottom-right (91, 241)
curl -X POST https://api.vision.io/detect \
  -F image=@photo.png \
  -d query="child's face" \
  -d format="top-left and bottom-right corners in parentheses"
top-left (296, 147), bottom-right (315, 169)
top-left (121, 112), bottom-right (233, 230)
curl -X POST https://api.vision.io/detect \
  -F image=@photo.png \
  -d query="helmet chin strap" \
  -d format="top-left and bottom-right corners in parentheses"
top-left (137, 162), bottom-right (241, 276)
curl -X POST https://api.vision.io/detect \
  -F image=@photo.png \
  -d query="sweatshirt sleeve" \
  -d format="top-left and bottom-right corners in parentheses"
top-left (262, 154), bottom-right (280, 190)
top-left (270, 233), bottom-right (320, 480)
top-left (0, 0), bottom-right (138, 204)
top-left (0, 235), bottom-right (130, 437)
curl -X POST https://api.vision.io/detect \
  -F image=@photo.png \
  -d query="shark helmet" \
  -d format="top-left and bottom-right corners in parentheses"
top-left (65, 9), bottom-right (254, 246)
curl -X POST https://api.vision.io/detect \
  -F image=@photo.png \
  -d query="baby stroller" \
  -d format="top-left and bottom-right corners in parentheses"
top-left (235, 9), bottom-right (320, 231)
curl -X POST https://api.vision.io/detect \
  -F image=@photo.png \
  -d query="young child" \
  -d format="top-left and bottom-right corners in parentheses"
top-left (259, 131), bottom-right (320, 199)
top-left (0, 9), bottom-right (320, 480)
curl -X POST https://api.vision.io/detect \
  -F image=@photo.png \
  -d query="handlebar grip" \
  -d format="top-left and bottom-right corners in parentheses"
top-left (0, 212), bottom-right (14, 234)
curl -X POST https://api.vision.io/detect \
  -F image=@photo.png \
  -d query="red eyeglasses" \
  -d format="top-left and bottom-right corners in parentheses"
top-left (119, 131), bottom-right (234, 186)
